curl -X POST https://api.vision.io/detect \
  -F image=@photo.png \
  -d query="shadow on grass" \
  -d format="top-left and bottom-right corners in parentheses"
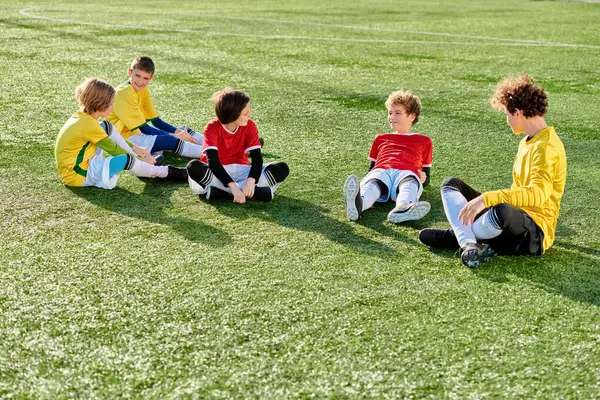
top-left (470, 240), bottom-right (600, 307)
top-left (69, 182), bottom-right (232, 247)
top-left (209, 195), bottom-right (399, 256)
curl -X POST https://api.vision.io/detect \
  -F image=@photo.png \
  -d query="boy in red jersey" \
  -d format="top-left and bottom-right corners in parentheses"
top-left (344, 91), bottom-right (432, 223)
top-left (186, 88), bottom-right (289, 204)
top-left (419, 74), bottom-right (567, 268)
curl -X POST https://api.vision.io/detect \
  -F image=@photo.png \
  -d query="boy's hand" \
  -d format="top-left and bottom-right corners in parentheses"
top-left (229, 183), bottom-right (246, 204)
top-left (174, 125), bottom-right (199, 144)
top-left (133, 145), bottom-right (156, 165)
top-left (417, 169), bottom-right (426, 183)
top-left (242, 178), bottom-right (256, 198)
top-left (458, 195), bottom-right (486, 225)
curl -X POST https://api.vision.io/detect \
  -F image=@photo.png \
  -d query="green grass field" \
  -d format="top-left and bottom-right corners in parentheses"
top-left (1, 0), bottom-right (600, 398)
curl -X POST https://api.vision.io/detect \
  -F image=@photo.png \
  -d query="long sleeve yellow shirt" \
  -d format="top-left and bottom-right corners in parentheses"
top-left (482, 127), bottom-right (567, 251)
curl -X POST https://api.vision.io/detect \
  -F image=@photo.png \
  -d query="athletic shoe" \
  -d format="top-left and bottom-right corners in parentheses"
top-left (418, 228), bottom-right (459, 249)
top-left (344, 174), bottom-right (362, 221)
top-left (387, 201), bottom-right (430, 224)
top-left (460, 243), bottom-right (495, 268)
top-left (166, 166), bottom-right (188, 181)
top-left (153, 154), bottom-right (165, 166)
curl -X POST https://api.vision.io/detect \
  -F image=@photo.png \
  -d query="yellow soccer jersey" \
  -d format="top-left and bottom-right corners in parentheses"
top-left (483, 126), bottom-right (567, 251)
top-left (106, 81), bottom-right (158, 139)
top-left (55, 112), bottom-right (109, 186)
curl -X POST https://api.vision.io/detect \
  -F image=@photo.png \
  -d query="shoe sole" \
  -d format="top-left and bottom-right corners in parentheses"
top-left (461, 247), bottom-right (495, 268)
top-left (344, 175), bottom-right (360, 221)
top-left (387, 201), bottom-right (431, 224)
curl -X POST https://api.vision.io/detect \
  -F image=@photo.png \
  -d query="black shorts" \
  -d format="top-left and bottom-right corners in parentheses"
top-left (443, 178), bottom-right (545, 256)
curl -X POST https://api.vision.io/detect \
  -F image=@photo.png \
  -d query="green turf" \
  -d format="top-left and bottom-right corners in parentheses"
top-left (1, 0), bottom-right (600, 398)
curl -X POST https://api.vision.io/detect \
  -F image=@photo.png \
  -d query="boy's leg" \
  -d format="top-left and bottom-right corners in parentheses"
top-left (476, 204), bottom-right (544, 256)
top-left (343, 176), bottom-right (387, 221)
top-left (254, 161), bottom-right (290, 201)
top-left (126, 155), bottom-right (188, 181)
top-left (387, 174), bottom-right (430, 223)
top-left (440, 177), bottom-right (494, 268)
top-left (180, 126), bottom-right (204, 145)
top-left (152, 135), bottom-right (203, 159)
top-left (186, 160), bottom-right (230, 196)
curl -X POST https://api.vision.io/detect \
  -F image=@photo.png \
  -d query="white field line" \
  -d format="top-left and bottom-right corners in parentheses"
top-left (19, 7), bottom-right (600, 49)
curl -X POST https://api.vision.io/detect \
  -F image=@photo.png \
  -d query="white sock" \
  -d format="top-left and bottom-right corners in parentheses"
top-left (191, 131), bottom-right (204, 144)
top-left (396, 178), bottom-right (419, 206)
top-left (176, 141), bottom-right (203, 158)
top-left (360, 181), bottom-right (381, 212)
top-left (441, 186), bottom-right (476, 248)
top-left (472, 209), bottom-right (503, 240)
top-left (127, 158), bottom-right (168, 178)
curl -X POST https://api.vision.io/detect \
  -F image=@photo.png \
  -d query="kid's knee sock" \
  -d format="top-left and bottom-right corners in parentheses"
top-left (361, 181), bottom-right (381, 212)
top-left (127, 156), bottom-right (168, 178)
top-left (441, 185), bottom-right (476, 248)
top-left (108, 155), bottom-right (129, 178)
top-left (174, 140), bottom-right (203, 158)
top-left (472, 209), bottom-right (503, 240)
top-left (396, 177), bottom-right (419, 205)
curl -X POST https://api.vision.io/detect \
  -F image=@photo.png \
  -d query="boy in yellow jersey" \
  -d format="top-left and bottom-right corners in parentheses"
top-left (419, 74), bottom-right (567, 268)
top-left (55, 78), bottom-right (187, 189)
top-left (106, 56), bottom-right (204, 162)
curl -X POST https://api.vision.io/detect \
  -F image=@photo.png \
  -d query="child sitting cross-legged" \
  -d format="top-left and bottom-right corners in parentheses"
top-left (187, 88), bottom-right (288, 203)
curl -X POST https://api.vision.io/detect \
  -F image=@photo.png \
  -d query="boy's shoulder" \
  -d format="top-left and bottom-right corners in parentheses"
top-left (375, 132), bottom-right (431, 142)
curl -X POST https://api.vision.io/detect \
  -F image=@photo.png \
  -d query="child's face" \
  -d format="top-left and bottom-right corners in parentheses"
top-left (232, 103), bottom-right (251, 127)
top-left (387, 105), bottom-right (415, 133)
top-left (128, 68), bottom-right (153, 91)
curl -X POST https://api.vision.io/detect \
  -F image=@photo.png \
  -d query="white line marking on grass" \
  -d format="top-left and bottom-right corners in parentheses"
top-left (19, 7), bottom-right (600, 49)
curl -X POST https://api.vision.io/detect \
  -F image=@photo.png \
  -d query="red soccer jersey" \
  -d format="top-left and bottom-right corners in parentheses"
top-left (368, 133), bottom-right (433, 173)
top-left (200, 118), bottom-right (262, 165)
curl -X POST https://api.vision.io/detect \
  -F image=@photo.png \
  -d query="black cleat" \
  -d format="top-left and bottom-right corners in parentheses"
top-left (153, 154), bottom-right (165, 166)
top-left (343, 174), bottom-right (363, 221)
top-left (460, 243), bottom-right (495, 268)
top-left (166, 166), bottom-right (188, 181)
top-left (419, 228), bottom-right (459, 249)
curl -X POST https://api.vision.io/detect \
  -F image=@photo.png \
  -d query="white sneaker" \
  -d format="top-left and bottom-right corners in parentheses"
top-left (344, 174), bottom-right (362, 221)
top-left (387, 201), bottom-right (430, 223)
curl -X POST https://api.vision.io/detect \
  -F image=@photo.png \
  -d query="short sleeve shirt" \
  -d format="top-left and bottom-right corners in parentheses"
top-left (55, 111), bottom-right (109, 186)
top-left (368, 133), bottom-right (433, 173)
top-left (200, 118), bottom-right (261, 165)
top-left (106, 81), bottom-right (158, 139)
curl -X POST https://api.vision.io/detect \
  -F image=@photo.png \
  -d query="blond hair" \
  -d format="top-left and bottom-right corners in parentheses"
top-left (385, 91), bottom-right (421, 125)
top-left (75, 78), bottom-right (115, 114)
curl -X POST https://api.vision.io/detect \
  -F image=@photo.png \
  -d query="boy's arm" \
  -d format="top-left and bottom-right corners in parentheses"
top-left (139, 124), bottom-right (171, 136)
top-left (96, 137), bottom-right (129, 157)
top-left (248, 148), bottom-right (263, 182)
top-left (151, 117), bottom-right (177, 133)
top-left (205, 149), bottom-right (234, 186)
top-left (421, 167), bottom-right (431, 187)
top-left (368, 161), bottom-right (376, 172)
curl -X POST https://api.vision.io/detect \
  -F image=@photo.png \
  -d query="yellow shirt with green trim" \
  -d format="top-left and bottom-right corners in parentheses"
top-left (106, 81), bottom-right (158, 139)
top-left (482, 126), bottom-right (567, 251)
top-left (55, 112), bottom-right (111, 186)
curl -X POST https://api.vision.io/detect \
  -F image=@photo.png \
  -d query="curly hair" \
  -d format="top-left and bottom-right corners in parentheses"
top-left (385, 91), bottom-right (421, 125)
top-left (75, 78), bottom-right (115, 114)
top-left (491, 74), bottom-right (548, 117)
top-left (211, 87), bottom-right (250, 124)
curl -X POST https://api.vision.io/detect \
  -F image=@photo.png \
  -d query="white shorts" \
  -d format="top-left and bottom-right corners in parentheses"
top-left (82, 149), bottom-right (122, 190)
top-left (128, 133), bottom-right (158, 151)
top-left (361, 168), bottom-right (422, 202)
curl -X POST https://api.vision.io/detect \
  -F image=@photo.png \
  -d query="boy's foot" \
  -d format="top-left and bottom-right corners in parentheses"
top-left (166, 166), bottom-right (188, 181)
top-left (153, 154), bottom-right (164, 166)
top-left (344, 174), bottom-right (362, 221)
top-left (460, 243), bottom-right (495, 268)
top-left (418, 228), bottom-right (459, 249)
top-left (387, 201), bottom-right (430, 224)
top-left (205, 186), bottom-right (232, 201)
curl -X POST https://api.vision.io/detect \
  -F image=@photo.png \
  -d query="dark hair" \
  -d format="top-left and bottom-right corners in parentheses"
top-left (491, 74), bottom-right (548, 117)
top-left (130, 56), bottom-right (155, 75)
top-left (211, 87), bottom-right (250, 124)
